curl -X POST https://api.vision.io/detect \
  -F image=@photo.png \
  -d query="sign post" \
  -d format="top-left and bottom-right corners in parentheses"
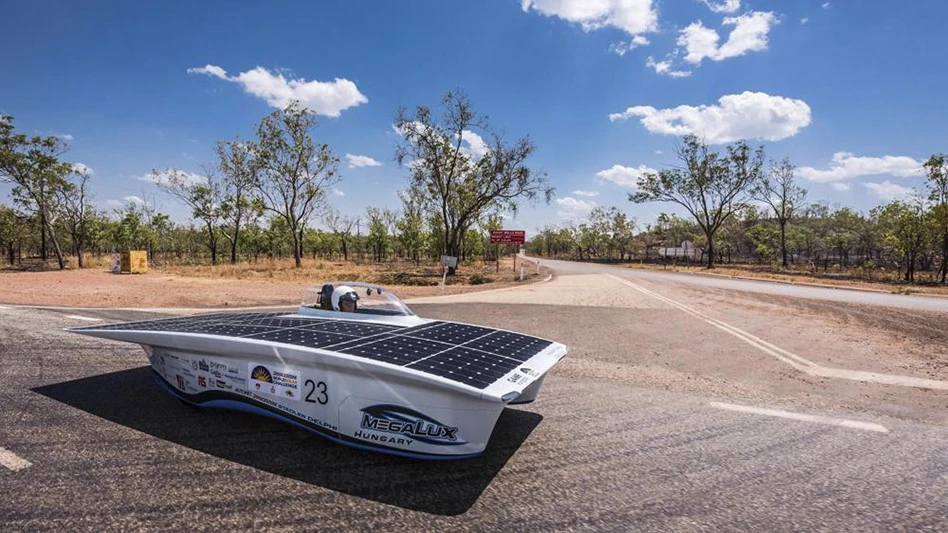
top-left (439, 255), bottom-right (458, 292)
top-left (489, 230), bottom-right (526, 276)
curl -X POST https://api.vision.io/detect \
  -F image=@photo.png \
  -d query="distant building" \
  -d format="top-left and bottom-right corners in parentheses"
top-left (658, 240), bottom-right (703, 260)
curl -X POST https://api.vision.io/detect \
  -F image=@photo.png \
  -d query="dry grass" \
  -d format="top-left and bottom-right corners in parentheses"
top-left (625, 262), bottom-right (948, 297)
top-left (162, 256), bottom-right (523, 287)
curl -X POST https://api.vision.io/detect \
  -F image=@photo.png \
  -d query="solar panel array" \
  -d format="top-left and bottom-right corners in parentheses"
top-left (74, 313), bottom-right (554, 389)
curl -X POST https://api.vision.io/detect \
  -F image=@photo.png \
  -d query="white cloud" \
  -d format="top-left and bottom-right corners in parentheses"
top-left (332, 188), bottom-right (345, 197)
top-left (345, 154), bottom-right (382, 169)
top-left (123, 195), bottom-right (147, 207)
top-left (572, 190), bottom-right (599, 197)
top-left (800, 17), bottom-right (809, 24)
top-left (105, 199), bottom-right (123, 207)
top-left (521, 0), bottom-right (658, 37)
top-left (831, 183), bottom-right (850, 192)
top-left (187, 64), bottom-right (368, 117)
top-left (55, 133), bottom-right (74, 142)
top-left (678, 11), bottom-right (778, 65)
top-left (460, 130), bottom-right (489, 159)
top-left (863, 181), bottom-right (915, 201)
top-left (609, 35), bottom-right (650, 56)
top-left (654, 149), bottom-right (664, 155)
top-left (610, 91), bottom-right (811, 144)
top-left (698, 0), bottom-right (740, 14)
top-left (646, 56), bottom-right (692, 78)
top-left (797, 153), bottom-right (924, 183)
top-left (140, 169), bottom-right (208, 188)
top-left (72, 163), bottom-right (93, 176)
top-left (595, 164), bottom-right (657, 189)
top-left (822, 2), bottom-right (831, 8)
top-left (555, 196), bottom-right (597, 219)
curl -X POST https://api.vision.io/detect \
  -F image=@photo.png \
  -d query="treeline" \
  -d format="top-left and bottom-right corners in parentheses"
top-left (0, 90), bottom-right (549, 272)
top-left (527, 137), bottom-right (948, 284)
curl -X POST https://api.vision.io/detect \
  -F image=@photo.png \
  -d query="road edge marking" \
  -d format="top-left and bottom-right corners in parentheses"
top-left (708, 402), bottom-right (890, 433)
top-left (606, 274), bottom-right (948, 391)
top-left (0, 447), bottom-right (32, 471)
top-left (63, 315), bottom-right (102, 322)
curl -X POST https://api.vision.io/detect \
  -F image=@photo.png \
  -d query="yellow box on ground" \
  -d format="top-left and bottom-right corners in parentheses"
top-left (120, 251), bottom-right (148, 274)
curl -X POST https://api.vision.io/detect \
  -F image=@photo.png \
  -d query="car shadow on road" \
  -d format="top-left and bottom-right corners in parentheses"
top-left (32, 365), bottom-right (541, 516)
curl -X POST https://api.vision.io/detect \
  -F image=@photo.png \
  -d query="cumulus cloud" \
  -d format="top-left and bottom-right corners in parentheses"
top-left (187, 64), bottom-right (368, 117)
top-left (863, 181), bottom-right (915, 201)
top-left (797, 153), bottom-right (924, 183)
top-left (646, 56), bottom-right (692, 78)
top-left (831, 183), bottom-right (850, 192)
top-left (609, 35), bottom-right (651, 56)
top-left (521, 0), bottom-right (658, 37)
top-left (698, 0), bottom-right (740, 13)
top-left (595, 164), bottom-right (657, 189)
top-left (332, 188), bottom-right (345, 197)
top-left (123, 195), bottom-right (147, 207)
top-left (572, 190), bottom-right (599, 197)
top-left (140, 169), bottom-right (208, 188)
top-left (678, 11), bottom-right (778, 65)
top-left (609, 91), bottom-right (811, 144)
top-left (460, 130), bottom-right (489, 159)
top-left (800, 17), bottom-right (809, 25)
top-left (55, 133), bottom-right (74, 142)
top-left (72, 163), bottom-right (93, 176)
top-left (555, 196), bottom-right (597, 219)
top-left (822, 2), bottom-right (831, 8)
top-left (345, 154), bottom-right (382, 169)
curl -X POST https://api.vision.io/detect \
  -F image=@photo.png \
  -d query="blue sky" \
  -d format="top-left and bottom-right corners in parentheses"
top-left (3, 0), bottom-right (947, 233)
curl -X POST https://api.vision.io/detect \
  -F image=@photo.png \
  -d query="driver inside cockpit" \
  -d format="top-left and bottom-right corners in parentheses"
top-left (331, 285), bottom-right (360, 313)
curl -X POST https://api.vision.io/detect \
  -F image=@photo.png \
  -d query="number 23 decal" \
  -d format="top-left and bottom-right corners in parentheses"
top-left (304, 379), bottom-right (328, 405)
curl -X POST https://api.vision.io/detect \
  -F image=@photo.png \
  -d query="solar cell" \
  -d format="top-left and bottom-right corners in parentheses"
top-left (338, 336), bottom-right (447, 365)
top-left (406, 346), bottom-right (518, 389)
top-left (403, 322), bottom-right (495, 344)
top-left (464, 331), bottom-right (553, 362)
top-left (244, 328), bottom-right (356, 348)
top-left (301, 321), bottom-right (400, 337)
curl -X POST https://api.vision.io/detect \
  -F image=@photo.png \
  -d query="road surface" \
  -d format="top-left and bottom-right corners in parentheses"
top-left (1, 261), bottom-right (946, 531)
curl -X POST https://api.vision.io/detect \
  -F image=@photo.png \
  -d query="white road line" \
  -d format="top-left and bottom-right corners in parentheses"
top-left (0, 305), bottom-right (8, 309)
top-left (709, 402), bottom-right (890, 433)
top-left (63, 315), bottom-right (102, 322)
top-left (607, 274), bottom-right (948, 391)
top-left (0, 447), bottom-right (33, 471)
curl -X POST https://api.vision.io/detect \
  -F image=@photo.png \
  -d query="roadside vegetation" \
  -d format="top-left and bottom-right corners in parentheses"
top-left (527, 137), bottom-right (948, 291)
top-left (0, 92), bottom-right (545, 287)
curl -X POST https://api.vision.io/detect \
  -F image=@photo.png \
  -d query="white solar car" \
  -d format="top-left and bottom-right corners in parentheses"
top-left (69, 282), bottom-right (568, 460)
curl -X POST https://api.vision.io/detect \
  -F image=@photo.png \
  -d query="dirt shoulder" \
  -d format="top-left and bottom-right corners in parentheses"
top-left (624, 262), bottom-right (948, 297)
top-left (0, 265), bottom-right (551, 308)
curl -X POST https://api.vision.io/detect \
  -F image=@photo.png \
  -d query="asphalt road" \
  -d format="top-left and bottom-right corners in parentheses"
top-left (2, 263), bottom-right (947, 531)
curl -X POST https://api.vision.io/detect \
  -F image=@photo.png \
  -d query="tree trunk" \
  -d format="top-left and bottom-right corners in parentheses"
top-left (940, 234), bottom-right (948, 284)
top-left (230, 222), bottom-right (240, 264)
top-left (77, 243), bottom-right (85, 268)
top-left (40, 211), bottom-right (48, 260)
top-left (705, 231), bottom-right (715, 269)
top-left (779, 219), bottom-right (788, 268)
top-left (47, 223), bottom-right (66, 269)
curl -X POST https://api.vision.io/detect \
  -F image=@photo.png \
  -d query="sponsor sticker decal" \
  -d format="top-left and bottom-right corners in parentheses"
top-left (198, 376), bottom-right (206, 388)
top-left (247, 363), bottom-right (300, 401)
top-left (356, 404), bottom-right (465, 446)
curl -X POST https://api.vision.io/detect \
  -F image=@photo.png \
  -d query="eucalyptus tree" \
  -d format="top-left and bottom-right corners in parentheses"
top-left (216, 138), bottom-right (263, 264)
top-left (394, 90), bottom-right (553, 273)
top-left (752, 157), bottom-right (807, 267)
top-left (151, 168), bottom-right (224, 265)
top-left (924, 154), bottom-right (948, 282)
top-left (0, 115), bottom-right (74, 268)
top-left (631, 135), bottom-right (764, 268)
top-left (254, 101), bottom-right (340, 267)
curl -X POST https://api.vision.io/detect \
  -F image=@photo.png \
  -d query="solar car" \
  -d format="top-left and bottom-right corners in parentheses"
top-left (68, 282), bottom-right (568, 460)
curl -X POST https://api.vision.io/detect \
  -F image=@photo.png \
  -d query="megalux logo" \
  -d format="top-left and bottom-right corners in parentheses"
top-left (359, 404), bottom-right (465, 446)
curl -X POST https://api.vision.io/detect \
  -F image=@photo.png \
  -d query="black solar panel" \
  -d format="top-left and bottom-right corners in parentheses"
top-left (406, 347), bottom-right (518, 389)
top-left (244, 328), bottom-right (356, 348)
top-left (464, 331), bottom-right (553, 362)
top-left (74, 313), bottom-right (558, 390)
top-left (301, 321), bottom-right (400, 337)
top-left (338, 336), bottom-right (448, 365)
top-left (404, 322), bottom-right (495, 344)
top-left (218, 316), bottom-right (330, 328)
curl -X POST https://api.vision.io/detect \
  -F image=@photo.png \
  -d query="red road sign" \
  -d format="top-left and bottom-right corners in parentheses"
top-left (490, 230), bottom-right (526, 244)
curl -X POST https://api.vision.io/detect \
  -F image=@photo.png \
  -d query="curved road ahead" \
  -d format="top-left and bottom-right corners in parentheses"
top-left (526, 255), bottom-right (948, 312)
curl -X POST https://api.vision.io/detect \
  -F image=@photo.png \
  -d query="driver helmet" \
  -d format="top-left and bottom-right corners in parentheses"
top-left (331, 285), bottom-right (360, 311)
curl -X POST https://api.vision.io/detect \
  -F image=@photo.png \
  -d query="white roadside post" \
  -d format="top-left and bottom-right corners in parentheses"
top-left (440, 255), bottom-right (458, 292)
top-left (520, 266), bottom-right (524, 281)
